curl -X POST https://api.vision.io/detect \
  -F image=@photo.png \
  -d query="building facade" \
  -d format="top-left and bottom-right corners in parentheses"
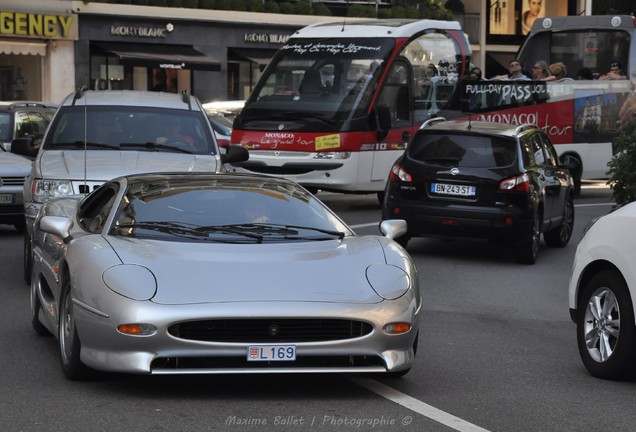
top-left (0, 0), bottom-right (593, 104)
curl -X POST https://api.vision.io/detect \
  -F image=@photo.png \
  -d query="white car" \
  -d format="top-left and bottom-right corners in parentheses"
top-left (569, 201), bottom-right (636, 379)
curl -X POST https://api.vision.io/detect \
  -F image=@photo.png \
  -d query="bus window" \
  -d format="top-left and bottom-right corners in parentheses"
top-left (402, 31), bottom-right (463, 121)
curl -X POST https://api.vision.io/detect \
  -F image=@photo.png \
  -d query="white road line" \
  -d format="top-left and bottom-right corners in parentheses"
top-left (350, 202), bottom-right (613, 231)
top-left (350, 377), bottom-right (491, 432)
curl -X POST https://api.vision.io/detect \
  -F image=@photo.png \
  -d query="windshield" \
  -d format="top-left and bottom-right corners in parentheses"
top-left (237, 38), bottom-right (395, 132)
top-left (110, 177), bottom-right (353, 242)
top-left (44, 106), bottom-right (217, 155)
top-left (409, 133), bottom-right (517, 168)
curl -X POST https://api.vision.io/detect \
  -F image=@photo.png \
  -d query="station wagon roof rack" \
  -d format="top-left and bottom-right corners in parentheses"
top-left (420, 117), bottom-right (446, 129)
top-left (512, 124), bottom-right (538, 137)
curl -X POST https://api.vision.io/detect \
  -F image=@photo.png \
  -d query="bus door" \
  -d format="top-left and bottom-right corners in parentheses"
top-left (372, 59), bottom-right (412, 182)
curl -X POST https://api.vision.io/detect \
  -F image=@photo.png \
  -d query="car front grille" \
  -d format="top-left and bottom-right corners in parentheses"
top-left (0, 176), bottom-right (25, 187)
top-left (168, 318), bottom-right (373, 343)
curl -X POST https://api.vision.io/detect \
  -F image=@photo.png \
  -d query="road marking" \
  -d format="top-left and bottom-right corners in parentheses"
top-left (350, 202), bottom-right (613, 231)
top-left (350, 377), bottom-right (491, 432)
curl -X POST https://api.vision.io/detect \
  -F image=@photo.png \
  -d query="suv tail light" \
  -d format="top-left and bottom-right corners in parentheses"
top-left (389, 163), bottom-right (412, 183)
top-left (499, 173), bottom-right (530, 192)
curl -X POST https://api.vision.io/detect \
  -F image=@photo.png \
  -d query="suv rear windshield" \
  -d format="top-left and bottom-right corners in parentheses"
top-left (408, 133), bottom-right (517, 168)
top-left (44, 106), bottom-right (216, 155)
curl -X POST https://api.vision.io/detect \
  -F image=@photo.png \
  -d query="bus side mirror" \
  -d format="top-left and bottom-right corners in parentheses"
top-left (376, 105), bottom-right (391, 141)
top-left (11, 137), bottom-right (38, 159)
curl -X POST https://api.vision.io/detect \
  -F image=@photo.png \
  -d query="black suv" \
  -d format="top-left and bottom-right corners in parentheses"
top-left (382, 119), bottom-right (575, 264)
top-left (0, 101), bottom-right (55, 153)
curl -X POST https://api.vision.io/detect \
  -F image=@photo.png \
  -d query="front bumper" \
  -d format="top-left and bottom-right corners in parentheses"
top-left (73, 296), bottom-right (420, 375)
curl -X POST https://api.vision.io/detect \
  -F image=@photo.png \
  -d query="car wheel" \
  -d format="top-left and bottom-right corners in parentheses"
top-left (577, 270), bottom-right (636, 380)
top-left (59, 279), bottom-right (91, 380)
top-left (30, 271), bottom-right (51, 337)
top-left (544, 196), bottom-right (574, 248)
top-left (514, 211), bottom-right (540, 264)
top-left (23, 230), bottom-right (32, 285)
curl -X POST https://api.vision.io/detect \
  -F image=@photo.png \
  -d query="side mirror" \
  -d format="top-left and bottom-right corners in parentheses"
top-left (39, 216), bottom-right (73, 243)
top-left (376, 105), bottom-right (392, 141)
top-left (11, 137), bottom-right (38, 159)
top-left (379, 219), bottom-right (407, 240)
top-left (221, 144), bottom-right (249, 165)
top-left (560, 154), bottom-right (580, 171)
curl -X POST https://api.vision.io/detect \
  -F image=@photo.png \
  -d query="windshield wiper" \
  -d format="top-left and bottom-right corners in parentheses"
top-left (212, 223), bottom-right (345, 240)
top-left (120, 142), bottom-right (194, 154)
top-left (51, 141), bottom-right (120, 150)
top-left (112, 221), bottom-right (264, 242)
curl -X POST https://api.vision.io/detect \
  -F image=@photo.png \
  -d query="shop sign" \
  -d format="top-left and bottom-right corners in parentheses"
top-left (0, 11), bottom-right (75, 39)
top-left (111, 23), bottom-right (174, 38)
top-left (244, 33), bottom-right (290, 44)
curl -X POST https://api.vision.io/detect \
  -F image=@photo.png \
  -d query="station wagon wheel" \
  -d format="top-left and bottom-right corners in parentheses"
top-left (577, 270), bottom-right (636, 380)
top-left (544, 196), bottom-right (574, 248)
top-left (59, 279), bottom-right (90, 380)
top-left (514, 211), bottom-right (540, 264)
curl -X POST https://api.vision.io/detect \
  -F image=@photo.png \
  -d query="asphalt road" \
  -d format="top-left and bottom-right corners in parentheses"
top-left (1, 180), bottom-right (635, 432)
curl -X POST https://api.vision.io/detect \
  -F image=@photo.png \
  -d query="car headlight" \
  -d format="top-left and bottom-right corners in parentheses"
top-left (313, 152), bottom-right (351, 160)
top-left (103, 264), bottom-right (157, 301)
top-left (366, 264), bottom-right (410, 300)
top-left (32, 179), bottom-right (74, 203)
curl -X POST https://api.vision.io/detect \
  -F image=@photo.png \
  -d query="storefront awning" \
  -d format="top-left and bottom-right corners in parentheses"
top-left (95, 43), bottom-right (221, 71)
top-left (230, 48), bottom-right (277, 67)
top-left (0, 40), bottom-right (46, 56)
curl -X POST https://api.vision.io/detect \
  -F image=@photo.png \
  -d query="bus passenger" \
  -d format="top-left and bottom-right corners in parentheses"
top-left (547, 62), bottom-right (571, 81)
top-left (492, 59), bottom-right (530, 80)
top-left (600, 62), bottom-right (627, 80)
top-left (532, 61), bottom-right (552, 80)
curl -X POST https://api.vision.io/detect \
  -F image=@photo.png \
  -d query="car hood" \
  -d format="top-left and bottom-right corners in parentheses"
top-left (38, 150), bottom-right (218, 179)
top-left (106, 236), bottom-right (387, 305)
top-left (0, 150), bottom-right (32, 173)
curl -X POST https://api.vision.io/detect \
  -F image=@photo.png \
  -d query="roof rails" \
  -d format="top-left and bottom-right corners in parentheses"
top-left (419, 117), bottom-right (446, 129)
top-left (512, 124), bottom-right (539, 137)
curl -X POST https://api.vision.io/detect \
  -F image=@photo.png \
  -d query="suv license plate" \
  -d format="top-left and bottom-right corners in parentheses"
top-left (0, 194), bottom-right (14, 204)
top-left (431, 183), bottom-right (476, 197)
top-left (247, 345), bottom-right (296, 361)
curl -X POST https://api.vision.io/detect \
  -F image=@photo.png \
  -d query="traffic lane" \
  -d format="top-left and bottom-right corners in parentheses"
top-left (0, 226), bottom-right (456, 432)
top-left (353, 190), bottom-right (635, 431)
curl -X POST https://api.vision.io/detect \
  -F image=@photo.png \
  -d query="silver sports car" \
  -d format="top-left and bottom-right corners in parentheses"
top-left (30, 173), bottom-right (420, 380)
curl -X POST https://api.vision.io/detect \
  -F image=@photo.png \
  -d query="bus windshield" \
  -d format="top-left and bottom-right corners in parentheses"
top-left (237, 38), bottom-right (395, 132)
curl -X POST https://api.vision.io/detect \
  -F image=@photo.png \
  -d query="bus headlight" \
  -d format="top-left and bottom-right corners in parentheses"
top-left (32, 179), bottom-right (74, 203)
top-left (313, 152), bottom-right (351, 160)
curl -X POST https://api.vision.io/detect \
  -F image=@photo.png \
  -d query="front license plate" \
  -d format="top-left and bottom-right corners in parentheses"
top-left (247, 345), bottom-right (296, 361)
top-left (431, 183), bottom-right (476, 197)
top-left (0, 194), bottom-right (14, 204)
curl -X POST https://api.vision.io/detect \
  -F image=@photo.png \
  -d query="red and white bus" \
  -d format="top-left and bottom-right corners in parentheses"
top-left (231, 16), bottom-right (636, 197)
top-left (466, 14), bottom-right (636, 194)
top-left (230, 19), bottom-right (472, 198)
